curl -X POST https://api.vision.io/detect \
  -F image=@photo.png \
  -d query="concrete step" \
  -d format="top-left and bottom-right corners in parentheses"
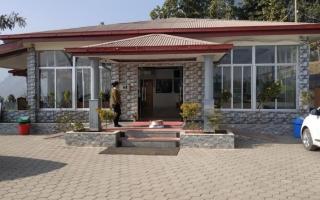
top-left (120, 137), bottom-right (180, 148)
top-left (124, 130), bottom-right (179, 138)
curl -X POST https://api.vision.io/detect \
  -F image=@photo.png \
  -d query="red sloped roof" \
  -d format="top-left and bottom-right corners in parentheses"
top-left (1, 18), bottom-right (320, 40)
top-left (85, 34), bottom-right (220, 47)
top-left (0, 41), bottom-right (25, 55)
top-left (65, 34), bottom-right (233, 55)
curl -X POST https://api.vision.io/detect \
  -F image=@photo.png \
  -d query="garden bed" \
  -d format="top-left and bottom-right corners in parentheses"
top-left (65, 130), bottom-right (121, 147)
top-left (180, 130), bottom-right (234, 149)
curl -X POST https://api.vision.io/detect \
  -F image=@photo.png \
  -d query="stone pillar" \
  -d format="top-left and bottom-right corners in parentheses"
top-left (26, 48), bottom-right (38, 122)
top-left (203, 55), bottom-right (214, 132)
top-left (298, 42), bottom-right (310, 115)
top-left (89, 58), bottom-right (101, 131)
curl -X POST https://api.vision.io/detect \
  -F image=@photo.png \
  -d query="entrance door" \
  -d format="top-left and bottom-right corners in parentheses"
top-left (140, 79), bottom-right (153, 119)
top-left (138, 67), bottom-right (183, 120)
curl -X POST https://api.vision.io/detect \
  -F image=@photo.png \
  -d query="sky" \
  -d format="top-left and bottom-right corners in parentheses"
top-left (0, 0), bottom-right (165, 82)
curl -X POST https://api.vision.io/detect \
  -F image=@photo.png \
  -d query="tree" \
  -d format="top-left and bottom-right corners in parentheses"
top-left (209, 0), bottom-right (235, 19)
top-left (150, 0), bottom-right (211, 19)
top-left (0, 12), bottom-right (26, 31)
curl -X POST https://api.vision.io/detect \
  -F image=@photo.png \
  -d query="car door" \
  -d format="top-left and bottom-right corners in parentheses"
top-left (309, 109), bottom-right (320, 141)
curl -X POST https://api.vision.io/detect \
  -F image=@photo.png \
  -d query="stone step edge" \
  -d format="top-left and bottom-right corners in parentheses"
top-left (121, 137), bottom-right (180, 142)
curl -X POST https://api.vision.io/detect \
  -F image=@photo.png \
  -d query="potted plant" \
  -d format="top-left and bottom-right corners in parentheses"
top-left (257, 81), bottom-right (282, 110)
top-left (96, 108), bottom-right (115, 128)
top-left (207, 106), bottom-right (227, 134)
top-left (180, 102), bottom-right (201, 130)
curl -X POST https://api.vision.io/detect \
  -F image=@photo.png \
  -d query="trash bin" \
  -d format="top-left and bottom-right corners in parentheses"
top-left (293, 117), bottom-right (304, 139)
top-left (17, 116), bottom-right (30, 135)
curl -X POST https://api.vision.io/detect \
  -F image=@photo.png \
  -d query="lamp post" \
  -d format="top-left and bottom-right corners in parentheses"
top-left (294, 0), bottom-right (298, 22)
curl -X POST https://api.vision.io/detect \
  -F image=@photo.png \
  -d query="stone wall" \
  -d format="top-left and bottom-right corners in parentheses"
top-left (0, 123), bottom-right (70, 135)
top-left (118, 63), bottom-right (139, 120)
top-left (220, 110), bottom-right (298, 124)
top-left (183, 62), bottom-right (204, 119)
top-left (180, 131), bottom-right (235, 149)
top-left (298, 42), bottom-right (310, 114)
top-left (26, 48), bottom-right (38, 122)
top-left (1, 110), bottom-right (30, 123)
top-left (37, 110), bottom-right (89, 123)
top-left (65, 131), bottom-right (120, 147)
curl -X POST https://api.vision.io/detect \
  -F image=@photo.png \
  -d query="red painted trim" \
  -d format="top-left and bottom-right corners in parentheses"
top-left (110, 58), bottom-right (197, 62)
top-left (1, 24), bottom-right (320, 40)
top-left (65, 44), bottom-right (233, 55)
top-left (0, 41), bottom-right (25, 55)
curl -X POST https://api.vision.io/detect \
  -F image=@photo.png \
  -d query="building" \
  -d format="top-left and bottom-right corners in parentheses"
top-left (0, 18), bottom-right (320, 133)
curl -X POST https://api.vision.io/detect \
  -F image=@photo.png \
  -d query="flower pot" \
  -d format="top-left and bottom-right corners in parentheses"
top-left (18, 123), bottom-right (30, 135)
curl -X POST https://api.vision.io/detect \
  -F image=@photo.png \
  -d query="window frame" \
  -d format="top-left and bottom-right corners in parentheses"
top-left (215, 45), bottom-right (299, 111)
top-left (39, 52), bottom-right (112, 111)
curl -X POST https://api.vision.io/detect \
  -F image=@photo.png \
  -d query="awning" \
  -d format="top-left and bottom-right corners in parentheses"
top-left (0, 41), bottom-right (27, 69)
top-left (65, 34), bottom-right (233, 56)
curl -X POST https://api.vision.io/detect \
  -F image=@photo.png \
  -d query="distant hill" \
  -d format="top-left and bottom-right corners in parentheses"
top-left (0, 75), bottom-right (27, 100)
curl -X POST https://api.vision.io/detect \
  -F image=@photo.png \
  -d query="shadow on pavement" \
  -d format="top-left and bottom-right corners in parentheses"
top-left (234, 130), bottom-right (301, 149)
top-left (0, 156), bottom-right (66, 181)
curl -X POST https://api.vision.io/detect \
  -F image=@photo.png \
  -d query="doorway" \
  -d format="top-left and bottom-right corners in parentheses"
top-left (138, 67), bottom-right (183, 120)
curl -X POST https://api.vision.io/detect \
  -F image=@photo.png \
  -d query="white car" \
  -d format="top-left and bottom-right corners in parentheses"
top-left (301, 107), bottom-right (320, 151)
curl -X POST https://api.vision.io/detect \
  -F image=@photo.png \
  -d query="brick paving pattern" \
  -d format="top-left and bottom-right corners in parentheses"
top-left (0, 135), bottom-right (320, 200)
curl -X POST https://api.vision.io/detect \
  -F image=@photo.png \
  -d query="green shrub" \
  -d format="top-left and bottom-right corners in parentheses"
top-left (180, 102), bottom-right (200, 122)
top-left (96, 108), bottom-right (115, 128)
top-left (207, 107), bottom-right (222, 133)
top-left (72, 122), bottom-right (85, 132)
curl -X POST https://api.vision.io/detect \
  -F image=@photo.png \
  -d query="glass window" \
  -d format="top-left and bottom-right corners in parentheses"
top-left (76, 57), bottom-right (91, 66)
top-left (277, 66), bottom-right (296, 109)
top-left (219, 51), bottom-right (231, 64)
top-left (256, 46), bottom-right (275, 64)
top-left (277, 46), bottom-right (297, 63)
top-left (100, 65), bottom-right (111, 108)
top-left (213, 66), bottom-right (222, 107)
top-left (233, 67), bottom-right (242, 108)
top-left (243, 66), bottom-right (252, 109)
top-left (56, 69), bottom-right (72, 108)
top-left (39, 51), bottom-right (54, 67)
top-left (40, 69), bottom-right (55, 108)
top-left (77, 69), bottom-right (91, 108)
top-left (156, 79), bottom-right (172, 93)
top-left (233, 46), bottom-right (252, 64)
top-left (256, 66), bottom-right (275, 109)
top-left (56, 51), bottom-right (72, 66)
top-left (222, 67), bottom-right (231, 108)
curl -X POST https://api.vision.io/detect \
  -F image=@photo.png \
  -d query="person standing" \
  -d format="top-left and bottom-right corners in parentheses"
top-left (110, 81), bottom-right (122, 127)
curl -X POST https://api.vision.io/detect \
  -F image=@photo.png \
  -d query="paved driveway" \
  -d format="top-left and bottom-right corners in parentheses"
top-left (0, 134), bottom-right (320, 200)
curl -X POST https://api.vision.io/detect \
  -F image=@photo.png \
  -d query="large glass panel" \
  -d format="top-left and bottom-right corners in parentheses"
top-left (277, 66), bottom-right (296, 109)
top-left (233, 46), bottom-right (252, 64)
top-left (219, 51), bottom-right (231, 64)
top-left (233, 67), bottom-right (242, 108)
top-left (77, 69), bottom-right (91, 108)
top-left (76, 57), bottom-right (91, 66)
top-left (222, 66), bottom-right (231, 108)
top-left (243, 66), bottom-right (252, 109)
top-left (256, 66), bottom-right (275, 109)
top-left (39, 51), bottom-right (54, 67)
top-left (256, 46), bottom-right (275, 64)
top-left (277, 46), bottom-right (297, 63)
top-left (100, 65), bottom-right (111, 108)
top-left (56, 69), bottom-right (72, 108)
top-left (40, 69), bottom-right (55, 108)
top-left (213, 66), bottom-right (222, 107)
top-left (56, 51), bottom-right (72, 66)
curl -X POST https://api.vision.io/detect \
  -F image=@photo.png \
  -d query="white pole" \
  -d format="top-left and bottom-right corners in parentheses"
top-left (295, 0), bottom-right (298, 22)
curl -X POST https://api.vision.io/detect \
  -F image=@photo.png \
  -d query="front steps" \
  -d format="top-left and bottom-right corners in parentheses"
top-left (118, 130), bottom-right (180, 148)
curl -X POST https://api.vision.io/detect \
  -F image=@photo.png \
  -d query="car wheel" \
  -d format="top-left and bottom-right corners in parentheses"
top-left (302, 128), bottom-right (317, 151)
